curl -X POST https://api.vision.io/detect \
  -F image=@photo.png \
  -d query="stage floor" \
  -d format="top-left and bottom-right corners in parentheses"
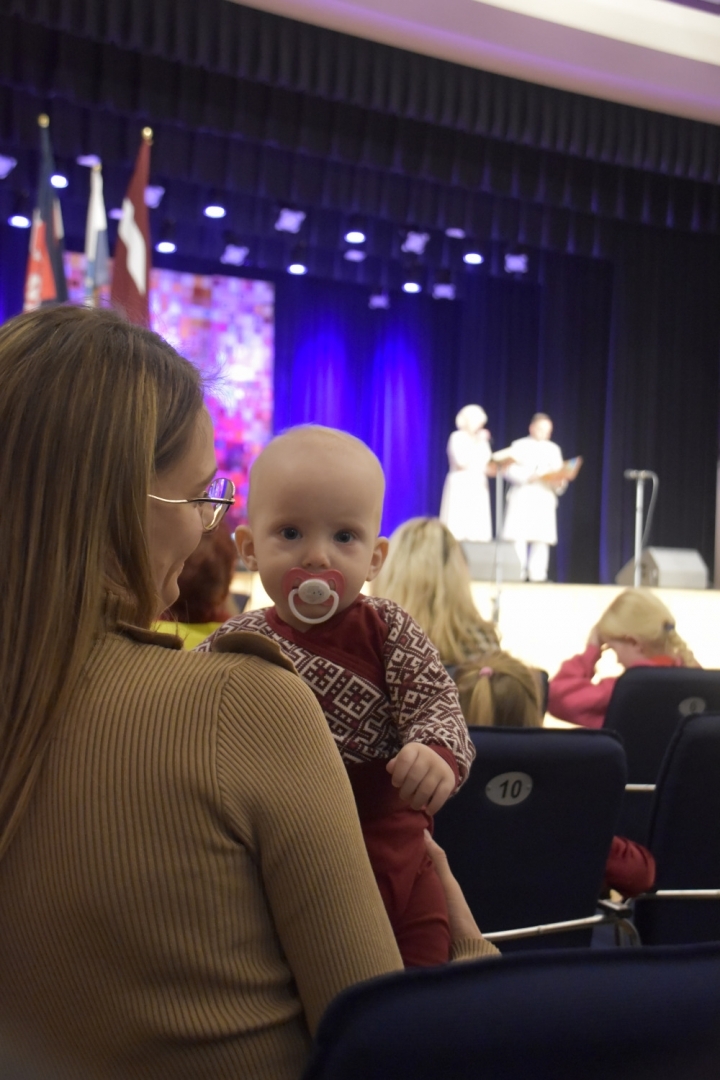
top-left (232, 574), bottom-right (720, 707)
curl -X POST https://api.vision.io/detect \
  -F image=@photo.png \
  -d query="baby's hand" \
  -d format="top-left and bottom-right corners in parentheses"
top-left (386, 743), bottom-right (456, 816)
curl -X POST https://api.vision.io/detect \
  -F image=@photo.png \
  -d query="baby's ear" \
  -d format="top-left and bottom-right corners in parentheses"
top-left (366, 536), bottom-right (389, 582)
top-left (234, 525), bottom-right (258, 571)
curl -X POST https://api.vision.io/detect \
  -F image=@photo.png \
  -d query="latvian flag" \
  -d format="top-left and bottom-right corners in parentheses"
top-left (111, 128), bottom-right (152, 327)
top-left (84, 164), bottom-right (109, 305)
top-left (23, 115), bottom-right (68, 311)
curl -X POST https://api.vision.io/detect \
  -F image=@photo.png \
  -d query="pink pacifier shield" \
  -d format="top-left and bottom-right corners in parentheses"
top-left (281, 567), bottom-right (346, 601)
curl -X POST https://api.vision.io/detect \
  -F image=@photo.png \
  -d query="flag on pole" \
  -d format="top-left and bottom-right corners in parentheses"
top-left (23, 114), bottom-right (68, 312)
top-left (84, 164), bottom-right (109, 306)
top-left (110, 127), bottom-right (152, 326)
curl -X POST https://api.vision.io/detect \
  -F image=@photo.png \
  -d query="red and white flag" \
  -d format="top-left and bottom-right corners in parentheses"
top-left (23, 114), bottom-right (68, 311)
top-left (111, 127), bottom-right (152, 326)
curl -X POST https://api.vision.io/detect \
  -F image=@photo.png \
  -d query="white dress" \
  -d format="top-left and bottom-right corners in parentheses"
top-left (502, 436), bottom-right (565, 545)
top-left (439, 429), bottom-right (493, 542)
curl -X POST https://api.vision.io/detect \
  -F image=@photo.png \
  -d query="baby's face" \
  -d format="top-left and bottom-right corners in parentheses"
top-left (238, 439), bottom-right (387, 630)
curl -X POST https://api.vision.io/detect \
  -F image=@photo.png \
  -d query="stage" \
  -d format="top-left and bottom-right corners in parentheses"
top-left (232, 576), bottom-right (720, 694)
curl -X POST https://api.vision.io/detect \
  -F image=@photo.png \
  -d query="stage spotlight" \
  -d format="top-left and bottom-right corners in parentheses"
top-left (8, 193), bottom-right (31, 229)
top-left (344, 249), bottom-right (366, 263)
top-left (155, 220), bottom-right (177, 254)
top-left (344, 216), bottom-right (366, 244)
top-left (50, 173), bottom-right (69, 189)
top-left (76, 154), bottom-right (101, 168)
top-left (505, 252), bottom-right (529, 274)
top-left (445, 227), bottom-right (465, 240)
top-left (144, 185), bottom-right (165, 209)
top-left (287, 245), bottom-right (308, 275)
top-left (463, 248), bottom-right (484, 266)
top-left (203, 196), bottom-right (227, 219)
top-left (401, 230), bottom-right (430, 255)
top-left (369, 291), bottom-right (390, 310)
top-left (432, 269), bottom-right (456, 300)
top-left (0, 155), bottom-right (17, 179)
top-left (275, 207), bottom-right (306, 234)
top-left (402, 276), bottom-right (422, 294)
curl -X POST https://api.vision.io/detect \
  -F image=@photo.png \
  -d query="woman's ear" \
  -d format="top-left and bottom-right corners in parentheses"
top-left (234, 526), bottom-right (258, 571)
top-left (366, 537), bottom-right (389, 582)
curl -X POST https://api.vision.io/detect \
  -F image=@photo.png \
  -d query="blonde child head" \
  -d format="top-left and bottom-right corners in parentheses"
top-left (454, 651), bottom-right (542, 728)
top-left (597, 589), bottom-right (698, 668)
top-left (371, 516), bottom-right (498, 665)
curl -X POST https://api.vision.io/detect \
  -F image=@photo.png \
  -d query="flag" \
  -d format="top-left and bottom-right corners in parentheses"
top-left (84, 164), bottom-right (109, 306)
top-left (23, 114), bottom-right (68, 311)
top-left (111, 127), bottom-right (152, 326)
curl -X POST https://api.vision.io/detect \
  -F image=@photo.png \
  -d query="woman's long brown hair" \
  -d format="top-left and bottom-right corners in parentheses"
top-left (0, 305), bottom-right (203, 859)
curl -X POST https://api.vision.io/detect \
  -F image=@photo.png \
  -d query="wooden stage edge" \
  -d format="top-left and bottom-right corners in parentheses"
top-left (232, 574), bottom-right (720, 710)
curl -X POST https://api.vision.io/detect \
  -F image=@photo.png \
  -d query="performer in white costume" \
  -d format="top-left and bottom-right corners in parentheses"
top-left (502, 413), bottom-right (566, 582)
top-left (439, 404), bottom-right (493, 542)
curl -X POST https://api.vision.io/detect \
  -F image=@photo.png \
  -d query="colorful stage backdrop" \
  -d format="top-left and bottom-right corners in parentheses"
top-left (64, 253), bottom-right (274, 530)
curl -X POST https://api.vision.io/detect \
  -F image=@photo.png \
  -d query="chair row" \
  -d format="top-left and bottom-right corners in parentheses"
top-left (433, 710), bottom-right (720, 950)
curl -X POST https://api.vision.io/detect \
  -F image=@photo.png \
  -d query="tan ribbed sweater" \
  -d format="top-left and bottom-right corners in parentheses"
top-left (0, 626), bottom-right (496, 1080)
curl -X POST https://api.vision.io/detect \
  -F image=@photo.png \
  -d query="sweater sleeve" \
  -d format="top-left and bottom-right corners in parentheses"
top-left (547, 645), bottom-right (616, 729)
top-left (378, 600), bottom-right (475, 784)
top-left (604, 837), bottom-right (656, 898)
top-left (215, 657), bottom-right (404, 1034)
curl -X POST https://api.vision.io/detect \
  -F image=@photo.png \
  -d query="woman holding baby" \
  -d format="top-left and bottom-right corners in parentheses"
top-left (0, 306), bottom-right (493, 1080)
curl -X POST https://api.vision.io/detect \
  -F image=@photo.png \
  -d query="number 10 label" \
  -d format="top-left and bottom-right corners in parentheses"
top-left (485, 771), bottom-right (533, 806)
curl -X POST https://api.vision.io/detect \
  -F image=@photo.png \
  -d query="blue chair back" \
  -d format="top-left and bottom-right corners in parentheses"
top-left (635, 713), bottom-right (720, 945)
top-left (433, 727), bottom-right (626, 950)
top-left (603, 668), bottom-right (720, 844)
top-left (303, 944), bottom-right (720, 1080)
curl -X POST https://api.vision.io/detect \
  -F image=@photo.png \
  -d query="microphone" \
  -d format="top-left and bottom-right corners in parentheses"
top-left (624, 470), bottom-right (654, 480)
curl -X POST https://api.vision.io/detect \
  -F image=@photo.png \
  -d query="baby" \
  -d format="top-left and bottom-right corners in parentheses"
top-left (198, 425), bottom-right (475, 966)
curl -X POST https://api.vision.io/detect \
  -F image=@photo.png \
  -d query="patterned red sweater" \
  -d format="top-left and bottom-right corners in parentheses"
top-left (197, 596), bottom-right (475, 789)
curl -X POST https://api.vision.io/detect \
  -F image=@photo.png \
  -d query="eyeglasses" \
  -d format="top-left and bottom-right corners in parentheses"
top-left (148, 477), bottom-right (235, 532)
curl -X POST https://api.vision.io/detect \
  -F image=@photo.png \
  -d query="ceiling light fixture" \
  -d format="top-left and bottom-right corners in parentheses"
top-left (463, 248), bottom-right (484, 266)
top-left (401, 230), bottom-right (431, 255)
top-left (287, 245), bottom-right (308, 275)
top-left (275, 207), bottom-right (306, 233)
top-left (432, 269), bottom-right (456, 300)
top-left (344, 215), bottom-right (366, 244)
top-left (369, 290), bottom-right (390, 310)
top-left (145, 185), bottom-right (165, 209)
top-left (445, 227), bottom-right (466, 240)
top-left (344, 249), bottom-right (366, 263)
top-left (50, 173), bottom-right (69, 189)
top-left (0, 155), bottom-right (17, 179)
top-left (155, 219), bottom-right (177, 254)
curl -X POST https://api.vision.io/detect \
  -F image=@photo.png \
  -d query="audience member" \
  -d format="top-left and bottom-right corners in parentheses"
top-left (371, 516), bottom-right (499, 667)
top-left (156, 520), bottom-right (239, 648)
top-left (199, 428), bottom-right (478, 967)
top-left (0, 307), bottom-right (494, 1080)
top-left (548, 588), bottom-right (699, 729)
top-left (455, 650), bottom-right (656, 898)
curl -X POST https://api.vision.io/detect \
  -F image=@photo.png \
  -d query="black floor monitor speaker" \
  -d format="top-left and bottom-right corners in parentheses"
top-left (461, 541), bottom-right (524, 582)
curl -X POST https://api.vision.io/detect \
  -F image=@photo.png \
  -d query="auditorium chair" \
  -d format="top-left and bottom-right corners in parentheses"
top-left (303, 944), bottom-right (720, 1080)
top-left (433, 727), bottom-right (627, 950)
top-left (603, 668), bottom-right (720, 845)
top-left (634, 713), bottom-right (720, 946)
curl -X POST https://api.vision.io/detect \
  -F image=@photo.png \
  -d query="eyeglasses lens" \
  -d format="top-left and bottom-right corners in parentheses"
top-left (203, 478), bottom-right (234, 531)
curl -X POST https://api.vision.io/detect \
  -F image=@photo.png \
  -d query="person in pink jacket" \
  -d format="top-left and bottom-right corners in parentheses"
top-left (548, 589), bottom-right (699, 730)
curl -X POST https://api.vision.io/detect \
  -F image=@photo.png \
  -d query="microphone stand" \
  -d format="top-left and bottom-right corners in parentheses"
top-left (624, 470), bottom-right (659, 587)
top-left (632, 476), bottom-right (645, 588)
top-left (492, 470), bottom-right (504, 625)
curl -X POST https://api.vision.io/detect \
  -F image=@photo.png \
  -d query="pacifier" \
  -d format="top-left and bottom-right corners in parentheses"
top-left (281, 567), bottom-right (346, 626)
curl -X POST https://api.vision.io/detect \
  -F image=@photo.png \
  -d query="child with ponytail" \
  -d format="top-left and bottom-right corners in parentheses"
top-left (454, 650), bottom-right (656, 898)
top-left (548, 589), bottom-right (699, 730)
